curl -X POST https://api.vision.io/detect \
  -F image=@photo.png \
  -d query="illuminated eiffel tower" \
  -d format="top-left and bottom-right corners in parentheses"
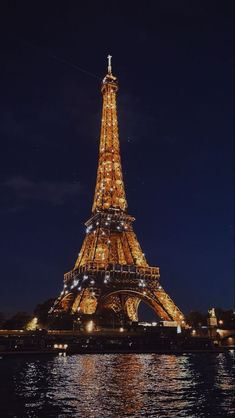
top-left (51, 56), bottom-right (184, 325)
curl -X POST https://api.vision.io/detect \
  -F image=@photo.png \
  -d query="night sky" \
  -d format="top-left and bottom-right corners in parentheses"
top-left (0, 1), bottom-right (233, 318)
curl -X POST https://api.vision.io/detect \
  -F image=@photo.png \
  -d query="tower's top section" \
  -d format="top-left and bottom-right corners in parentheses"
top-left (92, 57), bottom-right (127, 213)
top-left (101, 54), bottom-right (118, 94)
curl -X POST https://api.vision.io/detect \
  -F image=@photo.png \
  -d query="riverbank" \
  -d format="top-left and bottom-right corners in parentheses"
top-left (0, 327), bottom-right (233, 356)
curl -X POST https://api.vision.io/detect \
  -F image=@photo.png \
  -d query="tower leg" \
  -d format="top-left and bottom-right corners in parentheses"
top-left (152, 287), bottom-right (184, 322)
top-left (125, 296), bottom-right (141, 322)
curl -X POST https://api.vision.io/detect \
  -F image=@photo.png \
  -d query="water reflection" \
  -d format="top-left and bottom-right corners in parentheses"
top-left (1, 352), bottom-right (234, 417)
top-left (103, 355), bottom-right (145, 415)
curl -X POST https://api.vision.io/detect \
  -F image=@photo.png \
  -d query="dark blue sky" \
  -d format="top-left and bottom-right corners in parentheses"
top-left (0, 1), bottom-right (233, 317)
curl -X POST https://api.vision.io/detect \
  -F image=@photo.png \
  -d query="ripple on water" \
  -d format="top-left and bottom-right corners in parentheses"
top-left (0, 352), bottom-right (234, 417)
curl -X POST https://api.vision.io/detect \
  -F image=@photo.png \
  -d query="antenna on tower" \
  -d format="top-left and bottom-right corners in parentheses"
top-left (107, 54), bottom-right (112, 74)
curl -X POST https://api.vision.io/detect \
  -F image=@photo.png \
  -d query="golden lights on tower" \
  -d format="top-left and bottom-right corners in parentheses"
top-left (51, 56), bottom-right (185, 325)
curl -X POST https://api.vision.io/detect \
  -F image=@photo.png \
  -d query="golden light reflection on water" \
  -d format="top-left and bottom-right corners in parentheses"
top-left (5, 352), bottom-right (234, 417)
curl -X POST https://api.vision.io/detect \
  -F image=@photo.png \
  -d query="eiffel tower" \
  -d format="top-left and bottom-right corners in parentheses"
top-left (51, 56), bottom-right (184, 325)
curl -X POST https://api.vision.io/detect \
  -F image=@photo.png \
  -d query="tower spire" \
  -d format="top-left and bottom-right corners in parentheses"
top-left (107, 54), bottom-right (112, 74)
top-left (92, 56), bottom-right (127, 213)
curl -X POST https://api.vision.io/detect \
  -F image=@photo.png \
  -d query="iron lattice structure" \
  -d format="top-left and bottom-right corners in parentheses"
top-left (51, 58), bottom-right (184, 324)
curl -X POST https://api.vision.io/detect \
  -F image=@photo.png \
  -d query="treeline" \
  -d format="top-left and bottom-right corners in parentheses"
top-left (186, 308), bottom-right (234, 329)
top-left (0, 298), bottom-right (55, 330)
top-left (0, 301), bottom-right (234, 330)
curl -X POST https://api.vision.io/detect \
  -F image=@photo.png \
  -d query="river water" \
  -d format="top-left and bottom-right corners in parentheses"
top-left (0, 352), bottom-right (234, 417)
